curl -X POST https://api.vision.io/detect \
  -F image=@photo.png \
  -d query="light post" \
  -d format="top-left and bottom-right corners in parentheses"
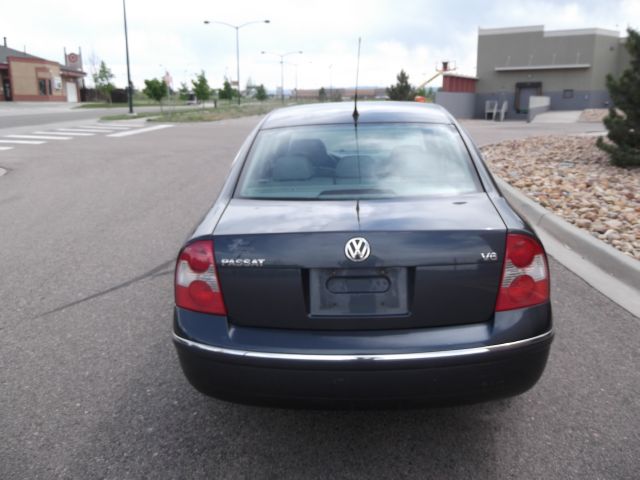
top-left (261, 50), bottom-right (303, 104)
top-left (328, 64), bottom-right (333, 100)
top-left (203, 19), bottom-right (270, 105)
top-left (122, 0), bottom-right (133, 114)
top-left (286, 60), bottom-right (312, 102)
top-left (159, 64), bottom-right (172, 108)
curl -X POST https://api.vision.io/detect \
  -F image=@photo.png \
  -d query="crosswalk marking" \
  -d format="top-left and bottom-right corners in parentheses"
top-left (0, 139), bottom-right (45, 145)
top-left (81, 125), bottom-right (132, 130)
top-left (107, 124), bottom-right (174, 137)
top-left (6, 134), bottom-right (72, 141)
top-left (0, 122), bottom-right (169, 152)
top-left (34, 131), bottom-right (95, 136)
top-left (56, 128), bottom-right (114, 133)
top-left (98, 123), bottom-right (141, 128)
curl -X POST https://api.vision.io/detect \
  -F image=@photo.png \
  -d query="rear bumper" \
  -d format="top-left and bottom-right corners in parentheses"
top-left (173, 305), bottom-right (553, 406)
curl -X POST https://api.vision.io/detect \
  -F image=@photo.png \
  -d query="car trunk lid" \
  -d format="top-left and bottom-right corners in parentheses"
top-left (214, 194), bottom-right (506, 330)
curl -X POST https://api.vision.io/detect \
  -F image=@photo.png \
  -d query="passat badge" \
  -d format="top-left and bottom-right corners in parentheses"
top-left (221, 258), bottom-right (265, 267)
top-left (345, 237), bottom-right (371, 262)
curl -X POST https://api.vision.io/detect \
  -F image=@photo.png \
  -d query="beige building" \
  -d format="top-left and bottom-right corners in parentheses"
top-left (475, 25), bottom-right (629, 117)
top-left (0, 40), bottom-right (86, 102)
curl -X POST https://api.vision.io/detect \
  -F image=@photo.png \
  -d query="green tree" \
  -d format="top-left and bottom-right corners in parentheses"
top-left (191, 71), bottom-right (211, 106)
top-left (386, 70), bottom-right (415, 101)
top-left (255, 84), bottom-right (268, 101)
top-left (219, 79), bottom-right (237, 101)
top-left (426, 87), bottom-right (435, 100)
top-left (597, 28), bottom-right (640, 167)
top-left (178, 82), bottom-right (190, 101)
top-left (93, 61), bottom-right (115, 103)
top-left (142, 78), bottom-right (168, 111)
top-left (318, 87), bottom-right (327, 102)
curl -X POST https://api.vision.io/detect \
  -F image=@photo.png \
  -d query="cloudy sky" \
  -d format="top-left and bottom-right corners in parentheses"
top-left (3, 0), bottom-right (640, 92)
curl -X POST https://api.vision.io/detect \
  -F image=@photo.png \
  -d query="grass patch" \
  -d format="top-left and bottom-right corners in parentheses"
top-left (75, 101), bottom-right (164, 109)
top-left (100, 111), bottom-right (163, 121)
top-left (100, 101), bottom-right (289, 123)
top-left (148, 102), bottom-right (283, 123)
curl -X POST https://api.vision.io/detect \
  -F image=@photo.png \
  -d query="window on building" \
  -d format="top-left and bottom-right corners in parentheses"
top-left (38, 79), bottom-right (47, 96)
top-left (48, 80), bottom-right (52, 95)
top-left (563, 89), bottom-right (574, 99)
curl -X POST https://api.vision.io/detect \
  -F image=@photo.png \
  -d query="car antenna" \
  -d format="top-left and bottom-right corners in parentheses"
top-left (352, 37), bottom-right (361, 123)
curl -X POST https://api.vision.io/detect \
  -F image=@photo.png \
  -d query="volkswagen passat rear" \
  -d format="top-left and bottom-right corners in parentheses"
top-left (173, 102), bottom-right (553, 407)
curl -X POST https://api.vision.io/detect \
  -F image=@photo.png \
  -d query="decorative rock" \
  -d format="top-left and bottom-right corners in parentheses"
top-left (604, 229), bottom-right (621, 241)
top-left (605, 219), bottom-right (623, 229)
top-left (592, 223), bottom-right (608, 233)
top-left (481, 135), bottom-right (640, 260)
top-left (575, 219), bottom-right (592, 228)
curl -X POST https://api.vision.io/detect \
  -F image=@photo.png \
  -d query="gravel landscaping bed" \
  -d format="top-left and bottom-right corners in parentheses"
top-left (481, 135), bottom-right (640, 260)
top-left (578, 108), bottom-right (610, 122)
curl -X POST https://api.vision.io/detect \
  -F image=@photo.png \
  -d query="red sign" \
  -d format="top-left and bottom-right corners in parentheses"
top-left (65, 52), bottom-right (82, 71)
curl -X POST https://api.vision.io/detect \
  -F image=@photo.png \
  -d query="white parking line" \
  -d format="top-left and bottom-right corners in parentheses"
top-left (77, 126), bottom-right (124, 131)
top-left (107, 124), bottom-right (174, 137)
top-left (0, 146), bottom-right (13, 151)
top-left (0, 139), bottom-right (45, 145)
top-left (6, 134), bottom-right (71, 141)
top-left (99, 124), bottom-right (141, 129)
top-left (34, 131), bottom-right (95, 137)
top-left (81, 125), bottom-right (132, 130)
top-left (56, 128), bottom-right (114, 133)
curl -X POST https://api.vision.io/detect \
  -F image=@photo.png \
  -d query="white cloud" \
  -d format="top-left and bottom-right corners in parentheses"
top-left (3, 0), bottom-right (640, 92)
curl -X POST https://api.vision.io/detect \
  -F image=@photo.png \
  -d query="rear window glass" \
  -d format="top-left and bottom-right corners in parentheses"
top-left (236, 123), bottom-right (481, 200)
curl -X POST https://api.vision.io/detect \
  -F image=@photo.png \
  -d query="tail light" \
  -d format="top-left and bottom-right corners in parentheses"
top-left (175, 240), bottom-right (227, 315)
top-left (496, 233), bottom-right (549, 312)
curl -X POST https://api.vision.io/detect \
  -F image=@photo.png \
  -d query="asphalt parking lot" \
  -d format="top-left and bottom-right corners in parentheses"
top-left (0, 114), bottom-right (638, 479)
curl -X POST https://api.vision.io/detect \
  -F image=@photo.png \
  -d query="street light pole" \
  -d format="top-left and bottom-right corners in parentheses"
top-left (261, 50), bottom-right (302, 104)
top-left (280, 57), bottom-right (284, 104)
top-left (329, 64), bottom-right (333, 100)
top-left (235, 27), bottom-right (240, 105)
top-left (204, 19), bottom-right (269, 105)
top-left (122, 0), bottom-right (133, 114)
top-left (285, 61), bottom-right (311, 103)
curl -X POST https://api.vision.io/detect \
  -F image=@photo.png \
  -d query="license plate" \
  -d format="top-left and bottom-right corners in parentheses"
top-left (309, 267), bottom-right (408, 316)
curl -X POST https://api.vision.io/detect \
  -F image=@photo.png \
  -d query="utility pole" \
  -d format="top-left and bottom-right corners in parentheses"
top-left (261, 50), bottom-right (303, 104)
top-left (122, 0), bottom-right (133, 114)
top-left (204, 19), bottom-right (270, 105)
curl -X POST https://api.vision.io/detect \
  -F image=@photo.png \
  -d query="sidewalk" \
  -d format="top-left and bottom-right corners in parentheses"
top-left (0, 101), bottom-right (77, 116)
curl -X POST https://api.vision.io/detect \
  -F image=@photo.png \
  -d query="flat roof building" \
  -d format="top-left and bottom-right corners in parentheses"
top-left (0, 40), bottom-right (86, 103)
top-left (475, 25), bottom-right (630, 118)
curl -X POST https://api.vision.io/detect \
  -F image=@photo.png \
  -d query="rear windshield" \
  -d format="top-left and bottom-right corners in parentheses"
top-left (235, 123), bottom-right (481, 200)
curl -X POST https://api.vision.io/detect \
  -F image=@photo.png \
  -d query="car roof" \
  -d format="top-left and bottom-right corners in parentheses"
top-left (261, 101), bottom-right (454, 129)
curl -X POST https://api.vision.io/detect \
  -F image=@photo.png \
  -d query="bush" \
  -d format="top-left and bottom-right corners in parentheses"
top-left (386, 70), bottom-right (415, 101)
top-left (597, 28), bottom-right (640, 167)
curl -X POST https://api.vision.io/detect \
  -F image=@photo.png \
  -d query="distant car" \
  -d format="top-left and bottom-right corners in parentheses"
top-left (173, 101), bottom-right (553, 407)
top-left (186, 93), bottom-right (197, 105)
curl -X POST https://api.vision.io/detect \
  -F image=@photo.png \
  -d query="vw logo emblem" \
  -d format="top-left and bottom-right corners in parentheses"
top-left (345, 237), bottom-right (370, 262)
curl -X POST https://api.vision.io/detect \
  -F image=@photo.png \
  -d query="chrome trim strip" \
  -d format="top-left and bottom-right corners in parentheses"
top-left (172, 329), bottom-right (553, 363)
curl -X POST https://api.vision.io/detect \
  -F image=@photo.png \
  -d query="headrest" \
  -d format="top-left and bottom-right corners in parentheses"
top-left (272, 154), bottom-right (314, 181)
top-left (290, 138), bottom-right (328, 157)
top-left (335, 155), bottom-right (375, 178)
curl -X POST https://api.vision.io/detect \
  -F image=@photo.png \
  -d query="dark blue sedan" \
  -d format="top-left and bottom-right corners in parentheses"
top-left (172, 102), bottom-right (553, 407)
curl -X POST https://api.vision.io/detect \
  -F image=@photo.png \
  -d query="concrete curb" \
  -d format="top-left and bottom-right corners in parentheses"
top-left (497, 177), bottom-right (640, 317)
